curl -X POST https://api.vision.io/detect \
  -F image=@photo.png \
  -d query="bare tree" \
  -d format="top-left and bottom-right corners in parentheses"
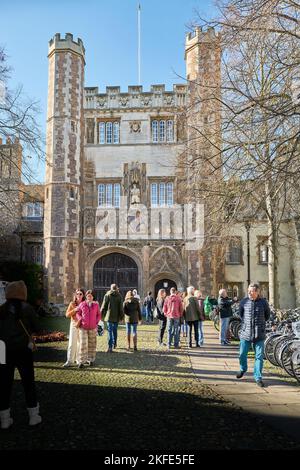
top-left (0, 45), bottom-right (44, 240)
top-left (180, 1), bottom-right (300, 306)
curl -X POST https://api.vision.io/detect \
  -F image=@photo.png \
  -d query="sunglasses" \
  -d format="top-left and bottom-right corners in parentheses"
top-left (76, 292), bottom-right (83, 296)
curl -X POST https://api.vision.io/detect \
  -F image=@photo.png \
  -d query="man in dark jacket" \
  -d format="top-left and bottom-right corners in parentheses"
top-left (218, 289), bottom-right (235, 346)
top-left (0, 280), bottom-right (42, 428)
top-left (101, 284), bottom-right (124, 353)
top-left (236, 283), bottom-right (270, 387)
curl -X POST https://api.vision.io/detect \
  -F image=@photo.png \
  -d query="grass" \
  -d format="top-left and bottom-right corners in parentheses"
top-left (2, 319), bottom-right (300, 450)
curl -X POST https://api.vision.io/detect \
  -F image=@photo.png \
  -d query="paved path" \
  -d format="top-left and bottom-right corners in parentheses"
top-left (188, 321), bottom-right (300, 442)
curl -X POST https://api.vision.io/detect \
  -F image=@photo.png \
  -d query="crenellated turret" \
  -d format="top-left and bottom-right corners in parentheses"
top-left (44, 32), bottom-right (85, 302)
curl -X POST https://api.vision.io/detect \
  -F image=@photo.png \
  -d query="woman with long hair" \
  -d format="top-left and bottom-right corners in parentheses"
top-left (75, 290), bottom-right (101, 368)
top-left (156, 289), bottom-right (167, 346)
top-left (123, 290), bottom-right (142, 351)
top-left (63, 289), bottom-right (85, 367)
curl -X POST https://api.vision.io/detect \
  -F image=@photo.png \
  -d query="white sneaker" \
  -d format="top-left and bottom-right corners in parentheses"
top-left (0, 409), bottom-right (13, 430)
top-left (63, 361), bottom-right (72, 367)
top-left (27, 404), bottom-right (42, 426)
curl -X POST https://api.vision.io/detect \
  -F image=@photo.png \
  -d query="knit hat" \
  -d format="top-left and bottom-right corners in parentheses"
top-left (5, 280), bottom-right (27, 301)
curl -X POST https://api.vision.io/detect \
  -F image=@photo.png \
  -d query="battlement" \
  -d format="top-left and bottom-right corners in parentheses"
top-left (48, 32), bottom-right (85, 58)
top-left (185, 26), bottom-right (219, 53)
top-left (84, 84), bottom-right (188, 110)
top-left (0, 136), bottom-right (21, 146)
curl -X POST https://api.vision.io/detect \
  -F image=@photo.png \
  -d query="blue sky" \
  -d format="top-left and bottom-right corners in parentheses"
top-left (1, 0), bottom-right (217, 182)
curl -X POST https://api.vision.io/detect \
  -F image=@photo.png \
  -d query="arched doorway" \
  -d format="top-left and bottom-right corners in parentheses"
top-left (93, 253), bottom-right (138, 302)
top-left (154, 279), bottom-right (177, 298)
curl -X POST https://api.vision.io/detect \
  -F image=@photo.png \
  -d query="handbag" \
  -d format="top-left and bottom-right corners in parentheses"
top-left (153, 307), bottom-right (159, 319)
top-left (19, 319), bottom-right (37, 351)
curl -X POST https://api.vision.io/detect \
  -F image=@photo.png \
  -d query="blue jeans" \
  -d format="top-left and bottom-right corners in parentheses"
top-left (198, 321), bottom-right (204, 345)
top-left (107, 322), bottom-right (118, 349)
top-left (146, 306), bottom-right (153, 322)
top-left (219, 316), bottom-right (230, 343)
top-left (239, 339), bottom-right (264, 382)
top-left (126, 322), bottom-right (138, 335)
top-left (167, 318), bottom-right (180, 347)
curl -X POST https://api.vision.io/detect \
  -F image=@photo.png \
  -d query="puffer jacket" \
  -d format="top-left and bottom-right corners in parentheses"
top-left (0, 300), bottom-right (40, 352)
top-left (163, 294), bottom-right (183, 319)
top-left (101, 290), bottom-right (124, 323)
top-left (76, 301), bottom-right (101, 330)
top-left (123, 298), bottom-right (142, 324)
top-left (239, 296), bottom-right (270, 342)
top-left (183, 296), bottom-right (201, 322)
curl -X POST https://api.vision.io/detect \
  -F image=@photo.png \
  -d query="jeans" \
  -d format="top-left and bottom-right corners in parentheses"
top-left (0, 348), bottom-right (37, 410)
top-left (167, 318), bottom-right (180, 347)
top-left (157, 318), bottom-right (167, 344)
top-left (181, 320), bottom-right (188, 336)
top-left (126, 322), bottom-right (138, 335)
top-left (198, 320), bottom-right (204, 345)
top-left (239, 339), bottom-right (264, 382)
top-left (187, 321), bottom-right (199, 347)
top-left (107, 322), bottom-right (118, 349)
top-left (146, 306), bottom-right (153, 322)
top-left (219, 316), bottom-right (230, 343)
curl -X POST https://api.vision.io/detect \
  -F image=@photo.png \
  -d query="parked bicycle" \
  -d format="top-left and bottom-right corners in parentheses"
top-left (264, 310), bottom-right (300, 383)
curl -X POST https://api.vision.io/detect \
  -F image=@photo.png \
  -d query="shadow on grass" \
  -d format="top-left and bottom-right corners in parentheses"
top-left (3, 380), bottom-right (300, 451)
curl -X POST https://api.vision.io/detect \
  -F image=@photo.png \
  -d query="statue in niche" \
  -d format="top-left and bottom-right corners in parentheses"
top-left (130, 184), bottom-right (140, 204)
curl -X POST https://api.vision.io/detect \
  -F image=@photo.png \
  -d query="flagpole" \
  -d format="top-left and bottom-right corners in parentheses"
top-left (138, 3), bottom-right (141, 85)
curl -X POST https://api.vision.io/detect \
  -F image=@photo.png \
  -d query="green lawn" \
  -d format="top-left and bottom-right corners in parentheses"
top-left (2, 320), bottom-right (300, 450)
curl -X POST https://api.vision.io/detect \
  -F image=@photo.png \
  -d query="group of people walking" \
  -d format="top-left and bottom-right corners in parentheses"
top-left (0, 278), bottom-right (271, 429)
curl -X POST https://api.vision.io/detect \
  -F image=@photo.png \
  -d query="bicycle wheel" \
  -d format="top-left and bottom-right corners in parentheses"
top-left (229, 319), bottom-right (236, 337)
top-left (50, 306), bottom-right (60, 317)
top-left (274, 336), bottom-right (292, 368)
top-left (291, 349), bottom-right (300, 383)
top-left (214, 316), bottom-right (220, 332)
top-left (264, 334), bottom-right (282, 365)
top-left (281, 340), bottom-right (300, 377)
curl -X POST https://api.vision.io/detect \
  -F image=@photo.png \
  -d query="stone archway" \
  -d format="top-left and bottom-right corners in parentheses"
top-left (154, 278), bottom-right (177, 298)
top-left (85, 246), bottom-right (143, 301)
top-left (93, 252), bottom-right (138, 302)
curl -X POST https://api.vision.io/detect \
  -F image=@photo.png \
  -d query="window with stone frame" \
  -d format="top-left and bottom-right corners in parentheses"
top-left (150, 181), bottom-right (174, 207)
top-left (98, 182), bottom-right (121, 207)
top-left (259, 282), bottom-right (269, 300)
top-left (25, 242), bottom-right (43, 265)
top-left (98, 120), bottom-right (120, 144)
top-left (257, 238), bottom-right (269, 264)
top-left (22, 202), bottom-right (43, 219)
top-left (225, 237), bottom-right (243, 264)
top-left (151, 119), bottom-right (174, 143)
